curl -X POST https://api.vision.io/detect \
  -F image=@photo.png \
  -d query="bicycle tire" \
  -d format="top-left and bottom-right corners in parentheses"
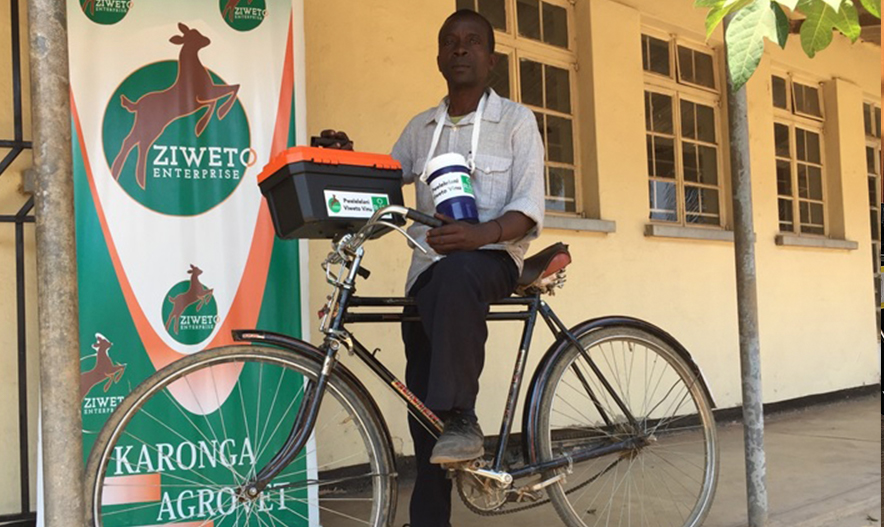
top-left (535, 326), bottom-right (718, 527)
top-left (84, 344), bottom-right (397, 527)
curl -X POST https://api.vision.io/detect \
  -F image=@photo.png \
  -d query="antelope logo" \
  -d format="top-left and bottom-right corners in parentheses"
top-left (80, 334), bottom-right (126, 400)
top-left (164, 265), bottom-right (217, 340)
top-left (110, 23), bottom-right (241, 190)
top-left (220, 0), bottom-right (267, 31)
top-left (79, 0), bottom-right (130, 24)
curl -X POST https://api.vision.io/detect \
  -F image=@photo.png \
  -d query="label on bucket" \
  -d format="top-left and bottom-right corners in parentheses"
top-left (324, 190), bottom-right (390, 218)
top-left (431, 172), bottom-right (475, 203)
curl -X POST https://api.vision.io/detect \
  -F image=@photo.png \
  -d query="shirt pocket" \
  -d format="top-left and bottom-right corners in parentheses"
top-left (473, 154), bottom-right (512, 215)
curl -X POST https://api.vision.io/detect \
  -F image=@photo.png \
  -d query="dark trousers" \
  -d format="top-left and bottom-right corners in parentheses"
top-left (401, 250), bottom-right (518, 527)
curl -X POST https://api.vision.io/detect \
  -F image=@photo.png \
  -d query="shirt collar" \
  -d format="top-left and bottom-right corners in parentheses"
top-left (425, 88), bottom-right (503, 126)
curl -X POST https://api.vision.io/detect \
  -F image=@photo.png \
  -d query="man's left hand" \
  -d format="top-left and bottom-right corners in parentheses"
top-left (426, 213), bottom-right (497, 254)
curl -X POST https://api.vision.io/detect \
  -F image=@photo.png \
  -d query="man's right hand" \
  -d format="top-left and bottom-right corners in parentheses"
top-left (314, 129), bottom-right (354, 150)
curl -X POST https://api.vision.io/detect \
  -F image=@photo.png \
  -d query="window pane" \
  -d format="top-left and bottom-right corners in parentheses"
top-left (652, 137), bottom-right (675, 178)
top-left (642, 35), bottom-right (670, 76)
top-left (774, 123), bottom-right (790, 158)
top-left (489, 53), bottom-right (510, 99)
top-left (534, 112), bottom-right (545, 149)
top-left (478, 0), bottom-right (507, 31)
top-left (795, 128), bottom-right (806, 161)
top-left (696, 104), bottom-right (716, 143)
top-left (864, 103), bottom-right (873, 137)
top-left (646, 136), bottom-right (654, 175)
top-left (772, 76), bottom-right (788, 109)
top-left (546, 115), bottom-right (574, 164)
top-left (868, 175), bottom-right (877, 205)
top-left (681, 100), bottom-right (695, 140)
top-left (456, 0), bottom-right (474, 11)
top-left (545, 198), bottom-right (576, 212)
top-left (799, 200), bottom-right (809, 224)
top-left (548, 166), bottom-right (575, 200)
top-left (776, 160), bottom-right (792, 196)
top-left (794, 83), bottom-right (822, 117)
top-left (545, 65), bottom-right (571, 113)
top-left (809, 202), bottom-right (824, 226)
top-left (693, 50), bottom-right (715, 89)
top-left (517, 0), bottom-right (541, 40)
top-left (702, 188), bottom-right (720, 215)
top-left (797, 164), bottom-right (808, 198)
top-left (542, 2), bottom-right (568, 48)
top-left (870, 209), bottom-right (880, 241)
top-left (644, 92), bottom-right (651, 131)
top-left (649, 180), bottom-right (677, 221)
top-left (778, 198), bottom-right (793, 231)
top-left (876, 107), bottom-right (881, 138)
top-left (677, 46), bottom-right (693, 84)
top-left (807, 165), bottom-right (823, 200)
top-left (804, 131), bottom-right (820, 164)
top-left (648, 92), bottom-right (673, 134)
top-left (683, 142), bottom-right (698, 182)
top-left (520, 59), bottom-right (543, 107)
top-left (685, 186), bottom-right (719, 224)
top-left (698, 145), bottom-right (718, 185)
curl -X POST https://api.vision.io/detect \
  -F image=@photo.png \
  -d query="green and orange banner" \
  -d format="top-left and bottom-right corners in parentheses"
top-left (68, 0), bottom-right (310, 524)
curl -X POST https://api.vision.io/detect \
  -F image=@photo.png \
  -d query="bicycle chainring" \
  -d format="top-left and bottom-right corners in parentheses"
top-left (455, 469), bottom-right (509, 512)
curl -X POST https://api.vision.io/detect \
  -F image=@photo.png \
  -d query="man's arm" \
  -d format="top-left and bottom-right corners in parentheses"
top-left (426, 211), bottom-right (534, 255)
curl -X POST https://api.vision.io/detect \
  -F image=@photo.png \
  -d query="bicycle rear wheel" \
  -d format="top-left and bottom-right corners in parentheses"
top-left (85, 344), bottom-right (396, 527)
top-left (535, 326), bottom-right (718, 527)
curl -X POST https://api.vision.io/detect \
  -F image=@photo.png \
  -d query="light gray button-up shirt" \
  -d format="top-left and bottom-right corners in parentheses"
top-left (391, 89), bottom-right (545, 294)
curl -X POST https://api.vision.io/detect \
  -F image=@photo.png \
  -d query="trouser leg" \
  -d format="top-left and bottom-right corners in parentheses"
top-left (401, 251), bottom-right (518, 527)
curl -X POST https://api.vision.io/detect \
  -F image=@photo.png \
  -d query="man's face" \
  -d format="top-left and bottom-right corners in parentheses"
top-left (437, 16), bottom-right (497, 90)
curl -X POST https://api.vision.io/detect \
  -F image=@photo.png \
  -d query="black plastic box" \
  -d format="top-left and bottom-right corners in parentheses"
top-left (258, 147), bottom-right (405, 240)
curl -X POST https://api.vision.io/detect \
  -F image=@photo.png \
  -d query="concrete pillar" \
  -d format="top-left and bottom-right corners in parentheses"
top-left (723, 13), bottom-right (769, 527)
top-left (26, 0), bottom-right (85, 525)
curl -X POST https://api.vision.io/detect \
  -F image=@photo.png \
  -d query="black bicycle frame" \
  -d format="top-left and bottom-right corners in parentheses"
top-left (242, 289), bottom-right (643, 492)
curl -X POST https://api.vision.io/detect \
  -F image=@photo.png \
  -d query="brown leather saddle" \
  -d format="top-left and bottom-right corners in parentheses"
top-left (515, 242), bottom-right (571, 295)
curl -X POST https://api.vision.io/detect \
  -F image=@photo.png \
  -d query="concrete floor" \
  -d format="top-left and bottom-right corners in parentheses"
top-left (393, 394), bottom-right (882, 527)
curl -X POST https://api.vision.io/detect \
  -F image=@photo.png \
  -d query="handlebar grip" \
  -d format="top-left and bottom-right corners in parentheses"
top-left (356, 266), bottom-right (371, 279)
top-left (406, 208), bottom-right (443, 228)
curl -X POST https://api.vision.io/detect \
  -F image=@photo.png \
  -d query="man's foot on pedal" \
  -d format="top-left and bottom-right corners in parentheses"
top-left (430, 411), bottom-right (484, 464)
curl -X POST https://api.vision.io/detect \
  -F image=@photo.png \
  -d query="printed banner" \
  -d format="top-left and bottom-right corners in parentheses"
top-left (68, 1), bottom-right (311, 524)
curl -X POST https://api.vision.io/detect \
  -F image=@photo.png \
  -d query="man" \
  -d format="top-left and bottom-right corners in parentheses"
top-left (323, 9), bottom-right (544, 527)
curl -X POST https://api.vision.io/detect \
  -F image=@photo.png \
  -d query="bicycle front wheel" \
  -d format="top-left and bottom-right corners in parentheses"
top-left (535, 326), bottom-right (718, 527)
top-left (85, 344), bottom-right (396, 527)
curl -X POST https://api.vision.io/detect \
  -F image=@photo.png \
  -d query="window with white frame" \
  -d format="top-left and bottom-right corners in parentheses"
top-left (863, 101), bottom-right (881, 271)
top-left (771, 73), bottom-right (825, 235)
top-left (457, 0), bottom-right (579, 213)
top-left (641, 31), bottom-right (724, 227)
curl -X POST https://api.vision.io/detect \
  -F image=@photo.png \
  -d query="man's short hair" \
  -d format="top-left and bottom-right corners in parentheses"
top-left (439, 9), bottom-right (496, 54)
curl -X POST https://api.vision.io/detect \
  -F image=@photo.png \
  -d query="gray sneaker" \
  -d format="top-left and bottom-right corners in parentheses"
top-left (430, 412), bottom-right (484, 464)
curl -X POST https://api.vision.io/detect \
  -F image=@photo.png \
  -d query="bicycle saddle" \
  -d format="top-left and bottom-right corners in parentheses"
top-left (516, 242), bottom-right (571, 294)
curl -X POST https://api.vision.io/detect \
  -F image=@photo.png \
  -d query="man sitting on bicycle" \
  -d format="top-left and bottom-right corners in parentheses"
top-left (322, 9), bottom-right (544, 527)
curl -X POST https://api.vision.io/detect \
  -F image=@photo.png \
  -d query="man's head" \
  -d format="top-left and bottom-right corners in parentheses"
top-left (437, 10), bottom-right (497, 91)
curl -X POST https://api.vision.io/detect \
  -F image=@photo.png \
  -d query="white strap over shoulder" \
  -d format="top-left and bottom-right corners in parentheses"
top-left (419, 90), bottom-right (488, 182)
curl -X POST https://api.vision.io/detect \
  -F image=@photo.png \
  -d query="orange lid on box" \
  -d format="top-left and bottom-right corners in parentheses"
top-left (259, 146), bottom-right (402, 184)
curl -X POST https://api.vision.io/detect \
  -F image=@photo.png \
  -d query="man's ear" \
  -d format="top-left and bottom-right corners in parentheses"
top-left (437, 54), bottom-right (443, 74)
top-left (488, 51), bottom-right (498, 70)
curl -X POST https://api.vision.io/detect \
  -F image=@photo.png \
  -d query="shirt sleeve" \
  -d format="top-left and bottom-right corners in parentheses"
top-left (391, 117), bottom-right (417, 185)
top-left (500, 107), bottom-right (545, 240)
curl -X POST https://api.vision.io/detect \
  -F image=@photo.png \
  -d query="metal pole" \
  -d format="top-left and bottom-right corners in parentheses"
top-left (723, 13), bottom-right (769, 527)
top-left (26, 0), bottom-right (84, 525)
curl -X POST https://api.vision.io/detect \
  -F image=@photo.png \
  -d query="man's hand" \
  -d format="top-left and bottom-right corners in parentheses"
top-left (313, 129), bottom-right (354, 150)
top-left (426, 213), bottom-right (498, 254)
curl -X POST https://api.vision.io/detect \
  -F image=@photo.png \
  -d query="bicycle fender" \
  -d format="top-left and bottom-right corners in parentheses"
top-left (521, 316), bottom-right (717, 465)
top-left (231, 329), bottom-right (397, 465)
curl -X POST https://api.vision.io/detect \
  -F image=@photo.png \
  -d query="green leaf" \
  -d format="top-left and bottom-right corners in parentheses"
top-left (859, 0), bottom-right (881, 18)
top-left (819, 0), bottom-right (844, 11)
top-left (772, 1), bottom-right (791, 47)
top-left (706, 0), bottom-right (755, 38)
top-left (695, 0), bottom-right (725, 7)
top-left (831, 0), bottom-right (861, 42)
top-left (775, 0), bottom-right (800, 10)
top-left (798, 0), bottom-right (835, 57)
top-left (726, 0), bottom-right (779, 90)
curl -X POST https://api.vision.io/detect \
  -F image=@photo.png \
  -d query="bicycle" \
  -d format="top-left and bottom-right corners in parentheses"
top-left (85, 205), bottom-right (719, 527)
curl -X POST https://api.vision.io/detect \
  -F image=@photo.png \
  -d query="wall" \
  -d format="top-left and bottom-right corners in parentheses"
top-left (303, 0), bottom-right (880, 459)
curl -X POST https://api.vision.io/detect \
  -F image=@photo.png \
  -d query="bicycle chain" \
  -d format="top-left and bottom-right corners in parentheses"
top-left (456, 457), bottom-right (624, 517)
